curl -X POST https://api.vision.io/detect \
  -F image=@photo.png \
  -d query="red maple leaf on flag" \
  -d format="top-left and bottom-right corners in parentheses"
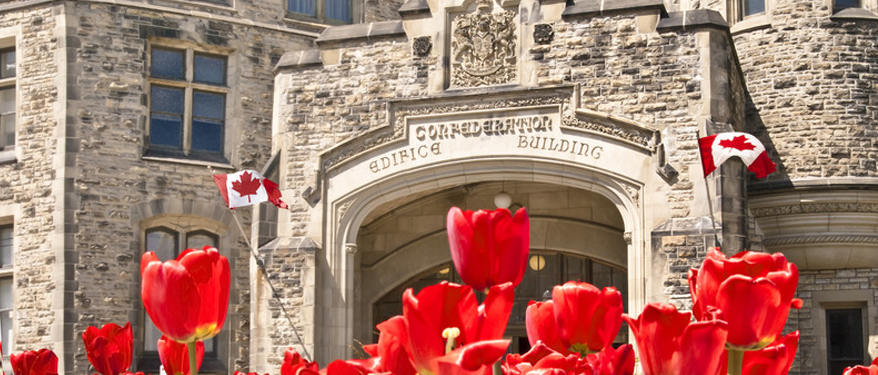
top-left (231, 171), bottom-right (262, 203)
top-left (718, 135), bottom-right (756, 152)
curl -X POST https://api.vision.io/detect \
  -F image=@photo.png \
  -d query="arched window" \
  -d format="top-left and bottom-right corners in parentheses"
top-left (373, 251), bottom-right (628, 354)
top-left (140, 226), bottom-right (224, 373)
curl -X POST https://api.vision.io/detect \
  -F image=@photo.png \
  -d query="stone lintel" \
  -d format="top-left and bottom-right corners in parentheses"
top-left (399, 0), bottom-right (430, 18)
top-left (257, 236), bottom-right (320, 262)
top-left (651, 217), bottom-right (718, 236)
top-left (656, 9), bottom-right (729, 32)
top-left (275, 49), bottom-right (323, 71)
top-left (562, 0), bottom-right (664, 18)
top-left (316, 20), bottom-right (406, 45)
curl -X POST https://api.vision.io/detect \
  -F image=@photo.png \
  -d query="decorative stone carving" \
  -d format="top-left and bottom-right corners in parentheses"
top-left (763, 234), bottom-right (878, 247)
top-left (336, 200), bottom-right (353, 224)
top-left (345, 243), bottom-right (359, 255)
top-left (450, 0), bottom-right (517, 87)
top-left (621, 183), bottom-right (640, 208)
top-left (751, 203), bottom-right (878, 217)
top-left (533, 24), bottom-right (554, 44)
top-left (413, 36), bottom-right (432, 57)
top-left (623, 232), bottom-right (632, 245)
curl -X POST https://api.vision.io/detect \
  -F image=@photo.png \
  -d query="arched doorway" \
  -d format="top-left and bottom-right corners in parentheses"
top-left (356, 181), bottom-right (628, 351)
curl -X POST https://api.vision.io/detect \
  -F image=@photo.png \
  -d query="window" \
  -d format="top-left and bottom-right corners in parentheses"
top-left (835, 0), bottom-right (862, 9)
top-left (140, 227), bottom-right (224, 373)
top-left (148, 46), bottom-right (227, 163)
top-left (827, 308), bottom-right (866, 375)
top-left (0, 48), bottom-right (15, 153)
top-left (740, 0), bottom-right (766, 19)
top-left (287, 0), bottom-right (353, 23)
top-left (0, 225), bottom-right (13, 361)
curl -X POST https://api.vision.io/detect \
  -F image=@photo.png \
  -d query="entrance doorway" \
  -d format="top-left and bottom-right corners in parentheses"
top-left (356, 181), bottom-right (628, 353)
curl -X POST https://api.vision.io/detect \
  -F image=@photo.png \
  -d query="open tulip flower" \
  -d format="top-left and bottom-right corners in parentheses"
top-left (551, 281), bottom-right (624, 355)
top-left (446, 207), bottom-right (529, 292)
top-left (157, 336), bottom-right (203, 375)
top-left (688, 248), bottom-right (802, 351)
top-left (10, 349), bottom-right (59, 375)
top-left (141, 246), bottom-right (230, 344)
top-left (430, 339), bottom-right (510, 375)
top-left (358, 316), bottom-right (416, 375)
top-left (82, 322), bottom-right (133, 375)
top-left (623, 303), bottom-right (728, 375)
top-left (402, 281), bottom-right (514, 375)
top-left (280, 348), bottom-right (319, 375)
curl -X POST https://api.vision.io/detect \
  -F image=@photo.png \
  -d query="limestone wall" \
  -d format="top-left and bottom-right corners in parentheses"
top-left (733, 1), bottom-right (878, 179)
top-left (0, 2), bottom-right (65, 358)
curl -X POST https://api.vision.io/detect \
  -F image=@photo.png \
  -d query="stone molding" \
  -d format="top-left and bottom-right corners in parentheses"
top-left (763, 234), bottom-right (878, 247)
top-left (316, 20), bottom-right (406, 44)
top-left (752, 203), bottom-right (878, 217)
top-left (655, 9), bottom-right (729, 32)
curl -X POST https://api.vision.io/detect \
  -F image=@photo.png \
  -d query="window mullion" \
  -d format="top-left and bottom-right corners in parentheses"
top-left (183, 87), bottom-right (193, 155)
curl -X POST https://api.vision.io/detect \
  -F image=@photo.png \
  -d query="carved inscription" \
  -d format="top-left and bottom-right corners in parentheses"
top-left (366, 110), bottom-right (606, 174)
top-left (450, 3), bottom-right (517, 87)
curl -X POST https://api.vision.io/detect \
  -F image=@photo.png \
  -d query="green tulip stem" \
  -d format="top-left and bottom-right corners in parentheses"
top-left (728, 349), bottom-right (744, 375)
top-left (492, 360), bottom-right (502, 375)
top-left (187, 342), bottom-right (199, 375)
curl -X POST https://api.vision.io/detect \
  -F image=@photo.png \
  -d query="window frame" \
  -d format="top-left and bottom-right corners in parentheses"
top-left (729, 0), bottom-right (772, 33)
top-left (146, 43), bottom-right (230, 164)
top-left (0, 223), bottom-right (13, 375)
top-left (138, 225), bottom-right (228, 374)
top-left (285, 0), bottom-right (360, 25)
top-left (826, 307), bottom-right (866, 374)
top-left (812, 290), bottom-right (875, 375)
top-left (0, 44), bottom-right (15, 161)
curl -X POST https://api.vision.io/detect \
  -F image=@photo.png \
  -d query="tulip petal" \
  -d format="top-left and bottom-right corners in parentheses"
top-left (717, 275), bottom-right (783, 350)
top-left (472, 282), bottom-right (514, 342)
top-left (677, 319), bottom-right (728, 375)
top-left (525, 301), bottom-right (567, 355)
top-left (142, 259), bottom-right (202, 342)
top-left (742, 331), bottom-right (799, 375)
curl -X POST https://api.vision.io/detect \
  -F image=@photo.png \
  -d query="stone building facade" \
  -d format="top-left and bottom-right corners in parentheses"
top-left (0, 0), bottom-right (876, 375)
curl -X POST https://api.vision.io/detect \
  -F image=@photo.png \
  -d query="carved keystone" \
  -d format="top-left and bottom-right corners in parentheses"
top-left (533, 24), bottom-right (554, 44)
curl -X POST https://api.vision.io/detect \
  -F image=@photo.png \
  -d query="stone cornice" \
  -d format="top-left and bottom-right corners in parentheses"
top-left (751, 202), bottom-right (878, 217)
top-left (0, 0), bottom-right (321, 38)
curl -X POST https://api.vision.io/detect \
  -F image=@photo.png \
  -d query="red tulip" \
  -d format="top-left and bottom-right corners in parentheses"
top-left (402, 281), bottom-right (514, 375)
top-left (525, 301), bottom-right (569, 355)
top-left (430, 339), bottom-right (510, 375)
top-left (141, 246), bottom-right (230, 344)
top-left (280, 348), bottom-right (319, 375)
top-left (688, 248), bottom-right (802, 350)
top-left (552, 281), bottom-right (624, 355)
top-left (363, 316), bottom-right (415, 375)
top-left (82, 322), bottom-right (133, 375)
top-left (234, 372), bottom-right (268, 375)
top-left (585, 344), bottom-right (635, 375)
top-left (157, 336), bottom-right (203, 375)
top-left (10, 349), bottom-right (59, 375)
top-left (502, 341), bottom-right (595, 375)
top-left (845, 364), bottom-right (878, 375)
top-left (741, 331), bottom-right (799, 375)
top-left (446, 207), bottom-right (529, 291)
top-left (622, 303), bottom-right (728, 375)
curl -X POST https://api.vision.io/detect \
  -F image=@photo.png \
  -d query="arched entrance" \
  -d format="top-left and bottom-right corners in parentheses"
top-left (355, 180), bottom-right (629, 352)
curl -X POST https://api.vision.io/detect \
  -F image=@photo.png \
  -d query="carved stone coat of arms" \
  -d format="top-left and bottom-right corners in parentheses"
top-left (450, 4), bottom-right (517, 88)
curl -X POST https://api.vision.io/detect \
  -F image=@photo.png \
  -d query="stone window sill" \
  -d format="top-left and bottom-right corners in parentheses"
top-left (731, 13), bottom-right (771, 34)
top-left (142, 150), bottom-right (233, 170)
top-left (0, 149), bottom-right (15, 165)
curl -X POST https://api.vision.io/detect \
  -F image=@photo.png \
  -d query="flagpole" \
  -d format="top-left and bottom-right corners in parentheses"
top-left (210, 163), bottom-right (313, 362)
top-left (696, 130), bottom-right (723, 249)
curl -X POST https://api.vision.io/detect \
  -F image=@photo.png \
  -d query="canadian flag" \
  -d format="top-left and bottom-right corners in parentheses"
top-left (699, 132), bottom-right (776, 178)
top-left (213, 170), bottom-right (288, 209)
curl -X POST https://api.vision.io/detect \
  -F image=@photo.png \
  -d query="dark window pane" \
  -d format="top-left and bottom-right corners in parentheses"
top-left (326, 0), bottom-right (351, 22)
top-left (836, 0), bottom-right (861, 8)
top-left (288, 0), bottom-right (316, 15)
top-left (1, 87), bottom-right (14, 149)
top-left (192, 120), bottom-right (223, 152)
top-left (192, 91), bottom-right (224, 120)
top-left (1, 49), bottom-right (14, 79)
top-left (194, 54), bottom-right (226, 85)
top-left (192, 91), bottom-right (224, 152)
top-left (150, 86), bottom-right (184, 114)
top-left (187, 232), bottom-right (217, 250)
top-left (827, 308), bottom-right (865, 375)
top-left (0, 226), bottom-right (11, 268)
top-left (151, 48), bottom-right (184, 80)
top-left (742, 0), bottom-right (765, 17)
top-left (149, 115), bottom-right (183, 149)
